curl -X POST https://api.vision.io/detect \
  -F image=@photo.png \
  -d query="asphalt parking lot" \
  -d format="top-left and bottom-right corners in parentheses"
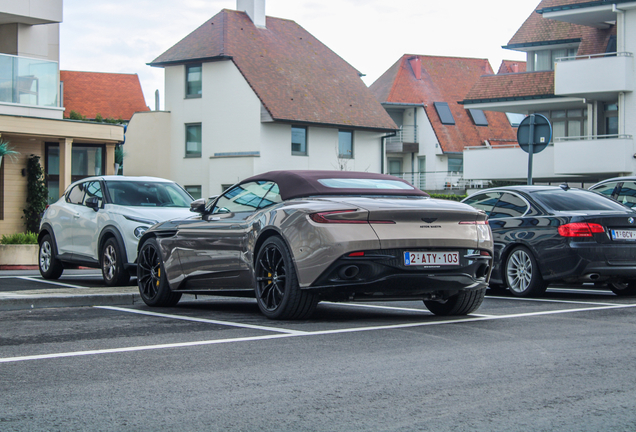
top-left (2, 270), bottom-right (636, 430)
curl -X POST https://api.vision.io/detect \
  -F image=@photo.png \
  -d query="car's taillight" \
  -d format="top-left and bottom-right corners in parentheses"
top-left (309, 210), bottom-right (368, 224)
top-left (558, 222), bottom-right (605, 237)
top-left (348, 251), bottom-right (365, 257)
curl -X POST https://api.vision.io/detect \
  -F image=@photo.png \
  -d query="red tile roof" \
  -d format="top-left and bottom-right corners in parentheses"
top-left (506, 0), bottom-right (615, 55)
top-left (369, 55), bottom-right (518, 154)
top-left (60, 71), bottom-right (149, 120)
top-left (150, 9), bottom-right (396, 132)
top-left (463, 71), bottom-right (555, 102)
top-left (498, 60), bottom-right (527, 74)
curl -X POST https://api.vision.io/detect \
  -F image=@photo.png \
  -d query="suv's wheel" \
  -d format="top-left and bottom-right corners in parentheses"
top-left (101, 238), bottom-right (130, 287)
top-left (39, 234), bottom-right (64, 279)
top-left (609, 281), bottom-right (636, 297)
top-left (137, 238), bottom-right (181, 306)
top-left (504, 246), bottom-right (547, 297)
top-left (255, 236), bottom-right (317, 320)
top-left (424, 288), bottom-right (486, 316)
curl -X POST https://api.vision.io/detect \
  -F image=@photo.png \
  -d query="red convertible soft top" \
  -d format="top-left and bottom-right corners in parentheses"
top-left (240, 170), bottom-right (429, 201)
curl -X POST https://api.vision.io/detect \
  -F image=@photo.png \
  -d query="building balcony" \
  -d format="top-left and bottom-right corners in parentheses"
top-left (553, 135), bottom-right (635, 175)
top-left (386, 125), bottom-right (419, 153)
top-left (555, 53), bottom-right (634, 99)
top-left (0, 53), bottom-right (61, 119)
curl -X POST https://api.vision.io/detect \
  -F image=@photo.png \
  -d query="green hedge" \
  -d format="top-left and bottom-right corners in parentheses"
top-left (427, 193), bottom-right (467, 202)
top-left (1, 232), bottom-right (38, 245)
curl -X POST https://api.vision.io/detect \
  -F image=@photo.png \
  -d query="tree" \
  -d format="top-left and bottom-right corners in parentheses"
top-left (23, 155), bottom-right (49, 233)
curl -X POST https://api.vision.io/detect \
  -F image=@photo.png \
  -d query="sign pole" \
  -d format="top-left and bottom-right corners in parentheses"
top-left (527, 114), bottom-right (535, 185)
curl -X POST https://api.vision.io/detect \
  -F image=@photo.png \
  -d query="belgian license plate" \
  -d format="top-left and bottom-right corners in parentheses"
top-left (404, 251), bottom-right (459, 266)
top-left (611, 229), bottom-right (636, 241)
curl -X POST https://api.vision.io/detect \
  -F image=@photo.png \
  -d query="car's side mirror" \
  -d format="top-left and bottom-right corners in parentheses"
top-left (85, 196), bottom-right (100, 211)
top-left (190, 198), bottom-right (207, 214)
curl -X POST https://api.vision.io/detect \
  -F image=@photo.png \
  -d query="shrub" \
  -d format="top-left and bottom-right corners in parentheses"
top-left (23, 155), bottom-right (49, 233)
top-left (428, 193), bottom-right (467, 202)
top-left (0, 232), bottom-right (38, 244)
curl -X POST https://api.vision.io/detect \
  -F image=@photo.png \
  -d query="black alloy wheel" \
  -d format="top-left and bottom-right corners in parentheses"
top-left (101, 238), bottom-right (130, 287)
top-left (424, 288), bottom-right (486, 316)
top-left (38, 234), bottom-right (64, 279)
top-left (137, 238), bottom-right (182, 307)
top-left (504, 246), bottom-right (547, 297)
top-left (255, 236), bottom-right (317, 320)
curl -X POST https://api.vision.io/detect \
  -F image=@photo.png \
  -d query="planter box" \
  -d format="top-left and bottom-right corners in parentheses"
top-left (0, 244), bottom-right (38, 267)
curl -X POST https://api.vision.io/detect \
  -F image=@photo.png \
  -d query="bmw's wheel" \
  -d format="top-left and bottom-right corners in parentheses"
top-left (505, 246), bottom-right (547, 297)
top-left (609, 281), bottom-right (636, 297)
top-left (255, 236), bottom-right (317, 320)
top-left (424, 288), bottom-right (486, 316)
top-left (101, 238), bottom-right (130, 287)
top-left (38, 234), bottom-right (64, 279)
top-left (137, 238), bottom-right (181, 307)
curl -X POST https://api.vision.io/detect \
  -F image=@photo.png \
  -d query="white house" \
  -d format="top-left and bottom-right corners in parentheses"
top-left (369, 55), bottom-right (518, 192)
top-left (124, 0), bottom-right (396, 199)
top-left (461, 0), bottom-right (636, 184)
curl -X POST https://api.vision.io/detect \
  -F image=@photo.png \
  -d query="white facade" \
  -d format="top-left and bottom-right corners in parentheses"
top-left (126, 59), bottom-right (386, 198)
top-left (464, 2), bottom-right (636, 184)
top-left (384, 105), bottom-right (466, 192)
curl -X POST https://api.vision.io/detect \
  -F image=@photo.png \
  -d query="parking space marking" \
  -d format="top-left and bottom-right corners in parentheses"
top-left (96, 306), bottom-right (309, 335)
top-left (15, 277), bottom-right (88, 290)
top-left (323, 301), bottom-right (497, 318)
top-left (3, 302), bottom-right (636, 364)
top-left (485, 296), bottom-right (622, 307)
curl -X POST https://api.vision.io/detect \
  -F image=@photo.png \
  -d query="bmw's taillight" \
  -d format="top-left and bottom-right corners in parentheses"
top-left (558, 222), bottom-right (604, 237)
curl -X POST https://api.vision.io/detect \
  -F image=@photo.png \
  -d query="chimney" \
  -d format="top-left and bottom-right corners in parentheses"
top-left (237, 0), bottom-right (266, 28)
top-left (511, 63), bottom-right (519, 73)
top-left (408, 56), bottom-right (421, 80)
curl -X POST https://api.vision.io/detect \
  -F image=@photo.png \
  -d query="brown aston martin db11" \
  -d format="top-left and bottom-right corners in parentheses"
top-left (136, 171), bottom-right (493, 319)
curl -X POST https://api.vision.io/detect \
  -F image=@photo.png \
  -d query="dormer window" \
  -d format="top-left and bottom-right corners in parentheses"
top-left (468, 109), bottom-right (488, 126)
top-left (434, 102), bottom-right (455, 125)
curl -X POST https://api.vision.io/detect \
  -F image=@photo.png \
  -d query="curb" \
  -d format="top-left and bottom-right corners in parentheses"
top-left (0, 292), bottom-right (142, 311)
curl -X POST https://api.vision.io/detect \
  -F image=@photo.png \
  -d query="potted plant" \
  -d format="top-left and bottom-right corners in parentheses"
top-left (0, 140), bottom-right (19, 168)
top-left (0, 232), bottom-right (38, 268)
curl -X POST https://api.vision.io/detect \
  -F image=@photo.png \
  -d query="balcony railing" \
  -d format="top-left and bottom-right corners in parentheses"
top-left (0, 53), bottom-right (58, 107)
top-left (386, 125), bottom-right (419, 153)
top-left (389, 171), bottom-right (489, 191)
top-left (554, 52), bottom-right (633, 96)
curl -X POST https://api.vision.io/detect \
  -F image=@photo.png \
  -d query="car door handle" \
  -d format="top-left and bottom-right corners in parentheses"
top-left (73, 213), bottom-right (80, 218)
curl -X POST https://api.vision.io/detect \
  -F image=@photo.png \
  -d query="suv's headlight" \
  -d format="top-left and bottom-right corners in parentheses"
top-left (134, 226), bottom-right (148, 239)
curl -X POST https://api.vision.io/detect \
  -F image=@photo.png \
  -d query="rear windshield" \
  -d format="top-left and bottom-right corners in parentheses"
top-left (106, 181), bottom-right (192, 207)
top-left (532, 189), bottom-right (629, 212)
top-left (317, 178), bottom-right (414, 190)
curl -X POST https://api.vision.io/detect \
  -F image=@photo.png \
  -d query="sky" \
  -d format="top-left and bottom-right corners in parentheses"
top-left (60, 0), bottom-right (541, 110)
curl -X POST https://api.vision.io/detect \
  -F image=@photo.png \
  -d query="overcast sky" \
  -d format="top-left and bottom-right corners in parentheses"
top-left (60, 0), bottom-right (540, 110)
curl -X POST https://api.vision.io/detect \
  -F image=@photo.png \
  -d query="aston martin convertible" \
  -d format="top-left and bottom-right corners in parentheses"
top-left (136, 171), bottom-right (493, 320)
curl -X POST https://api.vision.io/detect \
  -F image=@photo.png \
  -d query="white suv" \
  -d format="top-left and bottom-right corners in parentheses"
top-left (38, 176), bottom-right (194, 286)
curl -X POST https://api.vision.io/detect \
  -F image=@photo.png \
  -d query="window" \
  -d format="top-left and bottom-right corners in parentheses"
top-left (448, 156), bottom-right (463, 173)
top-left (506, 113), bottom-right (526, 127)
top-left (338, 130), bottom-right (353, 159)
top-left (105, 181), bottom-right (192, 207)
top-left (292, 126), bottom-right (307, 155)
top-left (533, 189), bottom-right (627, 212)
top-left (388, 158), bottom-right (402, 176)
top-left (66, 183), bottom-right (86, 205)
top-left (185, 124), bottom-right (202, 157)
top-left (0, 159), bottom-right (4, 219)
top-left (434, 102), bottom-right (455, 125)
top-left (186, 64), bottom-right (202, 97)
top-left (317, 178), bottom-right (414, 190)
top-left (462, 192), bottom-right (502, 216)
top-left (534, 109), bottom-right (587, 140)
top-left (45, 143), bottom-right (104, 204)
top-left (185, 185), bottom-right (202, 200)
top-left (82, 181), bottom-right (103, 207)
top-left (489, 193), bottom-right (528, 219)
top-left (604, 103), bottom-right (618, 136)
top-left (590, 181), bottom-right (619, 198)
top-left (530, 47), bottom-right (578, 71)
top-left (213, 181), bottom-right (280, 214)
top-left (468, 109), bottom-right (488, 126)
top-left (615, 182), bottom-right (636, 208)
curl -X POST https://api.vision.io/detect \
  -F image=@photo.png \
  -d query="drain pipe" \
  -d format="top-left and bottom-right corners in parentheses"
top-left (381, 131), bottom-right (397, 174)
top-left (613, 4), bottom-right (625, 52)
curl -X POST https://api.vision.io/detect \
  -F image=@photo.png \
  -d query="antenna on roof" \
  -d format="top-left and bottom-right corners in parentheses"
top-left (560, 182), bottom-right (570, 191)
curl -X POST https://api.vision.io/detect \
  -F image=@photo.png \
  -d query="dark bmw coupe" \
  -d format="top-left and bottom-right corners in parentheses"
top-left (462, 185), bottom-right (636, 297)
top-left (136, 170), bottom-right (493, 319)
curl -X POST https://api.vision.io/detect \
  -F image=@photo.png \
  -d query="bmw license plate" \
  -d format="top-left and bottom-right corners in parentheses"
top-left (611, 229), bottom-right (636, 241)
top-left (404, 251), bottom-right (459, 266)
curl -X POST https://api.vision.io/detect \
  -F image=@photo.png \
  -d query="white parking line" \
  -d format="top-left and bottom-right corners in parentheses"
top-left (323, 301), bottom-right (497, 318)
top-left (2, 303), bottom-right (636, 364)
top-left (485, 296), bottom-right (621, 307)
top-left (14, 277), bottom-right (89, 290)
top-left (96, 306), bottom-right (308, 335)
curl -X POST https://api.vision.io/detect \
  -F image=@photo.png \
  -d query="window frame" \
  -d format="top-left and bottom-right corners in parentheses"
top-left (291, 126), bottom-right (308, 156)
top-left (185, 63), bottom-right (202, 98)
top-left (185, 123), bottom-right (202, 158)
top-left (467, 109), bottom-right (488, 127)
top-left (338, 130), bottom-right (354, 159)
top-left (434, 102), bottom-right (456, 125)
top-left (184, 185), bottom-right (202, 200)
